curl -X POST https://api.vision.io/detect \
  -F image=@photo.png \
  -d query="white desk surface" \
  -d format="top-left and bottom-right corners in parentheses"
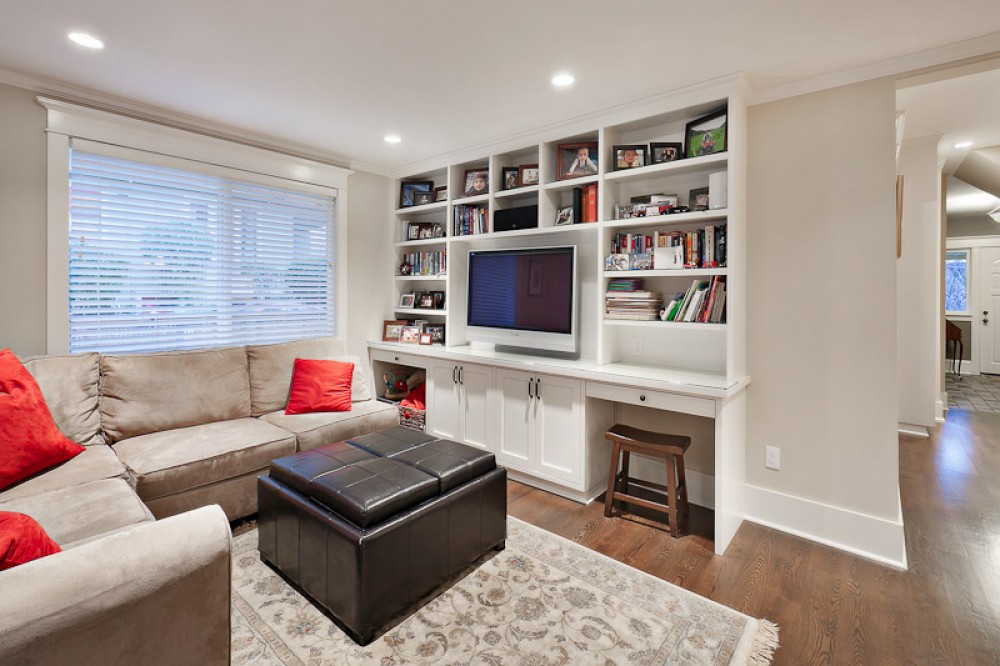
top-left (367, 341), bottom-right (748, 399)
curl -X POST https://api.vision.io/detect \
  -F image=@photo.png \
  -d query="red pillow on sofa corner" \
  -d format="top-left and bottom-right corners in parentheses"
top-left (0, 348), bottom-right (85, 492)
top-left (285, 358), bottom-right (355, 415)
top-left (0, 511), bottom-right (61, 570)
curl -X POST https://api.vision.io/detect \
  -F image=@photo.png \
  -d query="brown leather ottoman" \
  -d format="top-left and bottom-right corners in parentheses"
top-left (257, 427), bottom-right (507, 645)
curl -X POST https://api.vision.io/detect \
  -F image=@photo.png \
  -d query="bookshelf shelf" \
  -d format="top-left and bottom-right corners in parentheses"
top-left (394, 275), bottom-right (447, 281)
top-left (604, 268), bottom-right (727, 278)
top-left (395, 238), bottom-right (447, 248)
top-left (395, 200), bottom-right (447, 216)
top-left (603, 210), bottom-right (728, 229)
top-left (542, 174), bottom-right (599, 192)
top-left (452, 193), bottom-right (490, 206)
top-left (450, 223), bottom-right (599, 243)
top-left (604, 152), bottom-right (728, 184)
top-left (603, 319), bottom-right (726, 331)
top-left (395, 308), bottom-right (448, 316)
top-left (495, 185), bottom-right (540, 199)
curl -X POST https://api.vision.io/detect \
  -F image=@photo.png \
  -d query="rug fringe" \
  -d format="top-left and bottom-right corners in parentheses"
top-left (747, 619), bottom-right (780, 665)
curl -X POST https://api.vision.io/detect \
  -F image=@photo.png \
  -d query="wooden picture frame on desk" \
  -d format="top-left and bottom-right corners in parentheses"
top-left (382, 320), bottom-right (406, 342)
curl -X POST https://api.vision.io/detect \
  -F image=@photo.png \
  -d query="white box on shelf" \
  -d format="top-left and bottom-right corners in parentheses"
top-left (654, 245), bottom-right (684, 269)
top-left (709, 171), bottom-right (728, 210)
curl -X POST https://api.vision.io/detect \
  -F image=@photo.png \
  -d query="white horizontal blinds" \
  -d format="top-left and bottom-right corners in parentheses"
top-left (68, 148), bottom-right (336, 353)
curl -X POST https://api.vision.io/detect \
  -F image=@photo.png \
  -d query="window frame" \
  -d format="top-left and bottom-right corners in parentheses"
top-left (944, 248), bottom-right (971, 317)
top-left (42, 98), bottom-right (351, 354)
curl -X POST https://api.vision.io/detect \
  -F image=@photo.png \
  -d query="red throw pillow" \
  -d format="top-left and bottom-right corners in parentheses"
top-left (0, 511), bottom-right (61, 570)
top-left (0, 349), bottom-right (85, 491)
top-left (285, 358), bottom-right (355, 415)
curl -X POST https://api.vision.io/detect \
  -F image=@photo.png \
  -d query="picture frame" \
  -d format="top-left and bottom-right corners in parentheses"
top-left (418, 293), bottom-right (434, 309)
top-left (432, 223), bottom-right (445, 237)
top-left (502, 166), bottom-right (520, 190)
top-left (406, 223), bottom-right (421, 240)
top-left (424, 324), bottom-right (445, 344)
top-left (614, 144), bottom-right (647, 170)
top-left (382, 320), bottom-right (406, 342)
top-left (399, 293), bottom-right (415, 309)
top-left (689, 187), bottom-right (710, 211)
top-left (399, 180), bottom-right (434, 208)
top-left (431, 290), bottom-right (445, 309)
top-left (434, 185), bottom-right (448, 202)
top-left (557, 142), bottom-right (599, 180)
top-left (684, 108), bottom-right (727, 158)
top-left (518, 163), bottom-right (539, 186)
top-left (463, 168), bottom-right (489, 197)
top-left (412, 191), bottom-right (435, 207)
top-left (417, 224), bottom-right (433, 239)
top-left (419, 333), bottom-right (433, 346)
top-left (399, 325), bottom-right (421, 344)
top-left (555, 206), bottom-right (574, 226)
top-left (650, 142), bottom-right (683, 164)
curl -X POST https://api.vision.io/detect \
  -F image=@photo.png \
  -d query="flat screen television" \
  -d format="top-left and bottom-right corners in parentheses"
top-left (467, 246), bottom-right (578, 353)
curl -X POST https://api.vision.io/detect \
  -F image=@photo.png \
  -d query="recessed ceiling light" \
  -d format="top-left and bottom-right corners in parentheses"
top-left (68, 32), bottom-right (104, 50)
top-left (954, 141), bottom-right (973, 149)
top-left (551, 72), bottom-right (575, 88)
top-left (384, 134), bottom-right (402, 144)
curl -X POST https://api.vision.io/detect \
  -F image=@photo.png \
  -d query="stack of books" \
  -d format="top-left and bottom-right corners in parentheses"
top-left (605, 279), bottom-right (662, 321)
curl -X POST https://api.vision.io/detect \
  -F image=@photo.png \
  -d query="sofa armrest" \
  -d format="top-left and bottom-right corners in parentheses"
top-left (0, 505), bottom-right (232, 665)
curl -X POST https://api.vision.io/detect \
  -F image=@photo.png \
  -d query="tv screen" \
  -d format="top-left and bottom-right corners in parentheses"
top-left (468, 247), bottom-right (574, 334)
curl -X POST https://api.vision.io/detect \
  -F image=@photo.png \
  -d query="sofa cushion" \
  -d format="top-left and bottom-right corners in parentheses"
top-left (285, 358), bottom-right (354, 415)
top-left (259, 399), bottom-right (398, 451)
top-left (100, 346), bottom-right (251, 442)
top-left (22, 352), bottom-right (103, 446)
top-left (0, 478), bottom-right (153, 547)
top-left (0, 512), bottom-right (61, 570)
top-left (246, 336), bottom-right (352, 415)
top-left (0, 349), bottom-right (86, 492)
top-left (0, 445), bottom-right (126, 503)
top-left (112, 418), bottom-right (296, 502)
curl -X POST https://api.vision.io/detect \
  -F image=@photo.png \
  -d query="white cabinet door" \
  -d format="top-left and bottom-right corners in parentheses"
top-left (496, 368), bottom-right (533, 469)
top-left (458, 362), bottom-right (493, 451)
top-left (426, 359), bottom-right (461, 441)
top-left (534, 373), bottom-right (583, 485)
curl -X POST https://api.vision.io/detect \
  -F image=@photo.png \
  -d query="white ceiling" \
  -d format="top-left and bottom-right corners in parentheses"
top-left (2, 1), bottom-right (1000, 173)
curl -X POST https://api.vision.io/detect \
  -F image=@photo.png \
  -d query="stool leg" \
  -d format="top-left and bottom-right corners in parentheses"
top-left (621, 450), bottom-right (631, 496)
top-left (676, 453), bottom-right (689, 530)
top-left (666, 454), bottom-right (679, 537)
top-left (604, 440), bottom-right (620, 518)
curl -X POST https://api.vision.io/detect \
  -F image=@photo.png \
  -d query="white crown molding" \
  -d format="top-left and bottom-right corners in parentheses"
top-left (750, 31), bottom-right (1000, 106)
top-left (0, 65), bottom-right (391, 178)
top-left (391, 73), bottom-right (748, 179)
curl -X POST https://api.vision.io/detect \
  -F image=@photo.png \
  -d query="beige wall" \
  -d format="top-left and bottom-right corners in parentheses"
top-left (747, 79), bottom-right (900, 520)
top-left (896, 138), bottom-right (941, 428)
top-left (0, 80), bottom-right (391, 360)
top-left (0, 83), bottom-right (47, 356)
top-left (947, 213), bottom-right (1000, 237)
top-left (344, 170), bottom-right (392, 356)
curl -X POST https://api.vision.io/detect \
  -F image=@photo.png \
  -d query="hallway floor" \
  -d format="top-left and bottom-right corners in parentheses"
top-left (946, 371), bottom-right (1000, 413)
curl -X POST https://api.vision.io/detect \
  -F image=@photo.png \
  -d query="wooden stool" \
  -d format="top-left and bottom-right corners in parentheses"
top-left (603, 424), bottom-right (691, 537)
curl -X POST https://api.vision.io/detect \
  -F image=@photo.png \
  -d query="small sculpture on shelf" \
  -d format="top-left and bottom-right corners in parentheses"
top-left (399, 260), bottom-right (412, 276)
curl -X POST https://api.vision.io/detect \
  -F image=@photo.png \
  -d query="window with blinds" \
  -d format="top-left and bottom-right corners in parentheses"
top-left (68, 148), bottom-right (336, 353)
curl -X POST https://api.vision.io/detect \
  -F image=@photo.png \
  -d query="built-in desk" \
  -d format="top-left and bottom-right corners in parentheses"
top-left (367, 342), bottom-right (749, 554)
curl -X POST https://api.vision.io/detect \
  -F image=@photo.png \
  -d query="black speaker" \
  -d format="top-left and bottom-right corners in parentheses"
top-left (494, 205), bottom-right (538, 233)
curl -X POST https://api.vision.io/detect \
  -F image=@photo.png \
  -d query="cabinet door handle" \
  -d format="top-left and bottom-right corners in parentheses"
top-left (639, 393), bottom-right (646, 402)
top-left (459, 366), bottom-right (464, 385)
top-left (528, 377), bottom-right (534, 399)
top-left (535, 378), bottom-right (541, 400)
top-left (452, 366), bottom-right (458, 384)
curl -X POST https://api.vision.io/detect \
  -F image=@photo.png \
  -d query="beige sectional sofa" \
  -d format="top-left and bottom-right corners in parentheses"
top-left (0, 336), bottom-right (397, 664)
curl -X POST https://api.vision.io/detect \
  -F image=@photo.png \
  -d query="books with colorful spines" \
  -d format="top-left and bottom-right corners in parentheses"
top-left (700, 276), bottom-right (722, 322)
top-left (673, 280), bottom-right (701, 321)
top-left (585, 184), bottom-right (598, 222)
top-left (683, 285), bottom-right (709, 321)
top-left (605, 290), bottom-right (657, 299)
top-left (709, 285), bottom-right (727, 322)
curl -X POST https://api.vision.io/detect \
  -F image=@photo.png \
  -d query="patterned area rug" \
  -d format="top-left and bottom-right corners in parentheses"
top-left (231, 518), bottom-right (778, 665)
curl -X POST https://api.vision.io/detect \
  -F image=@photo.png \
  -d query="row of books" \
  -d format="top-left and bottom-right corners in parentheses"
top-left (454, 205), bottom-right (489, 236)
top-left (607, 224), bottom-right (727, 271)
top-left (400, 250), bottom-right (446, 276)
top-left (569, 184), bottom-right (598, 224)
top-left (605, 278), bottom-right (663, 321)
top-left (662, 277), bottom-right (727, 323)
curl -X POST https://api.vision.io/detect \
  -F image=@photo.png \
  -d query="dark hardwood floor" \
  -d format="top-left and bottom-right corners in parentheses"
top-left (508, 408), bottom-right (1000, 665)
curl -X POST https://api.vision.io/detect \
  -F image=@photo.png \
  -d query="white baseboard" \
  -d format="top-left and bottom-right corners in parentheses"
top-left (936, 393), bottom-right (946, 423)
top-left (508, 466), bottom-right (715, 510)
top-left (743, 483), bottom-right (908, 570)
top-left (897, 422), bottom-right (930, 437)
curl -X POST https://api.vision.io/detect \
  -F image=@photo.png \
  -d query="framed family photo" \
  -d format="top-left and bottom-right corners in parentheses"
top-left (614, 144), bottom-right (647, 170)
top-left (518, 163), bottom-right (539, 186)
top-left (685, 108), bottom-right (727, 158)
top-left (557, 142), bottom-right (598, 180)
top-left (650, 142), bottom-right (683, 164)
top-left (502, 166), bottom-right (519, 190)
top-left (399, 181), bottom-right (434, 208)
top-left (463, 168), bottom-right (489, 197)
top-left (382, 320), bottom-right (406, 342)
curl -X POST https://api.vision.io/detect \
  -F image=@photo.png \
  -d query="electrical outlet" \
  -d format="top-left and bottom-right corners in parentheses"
top-left (765, 446), bottom-right (780, 471)
top-left (633, 337), bottom-right (644, 355)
